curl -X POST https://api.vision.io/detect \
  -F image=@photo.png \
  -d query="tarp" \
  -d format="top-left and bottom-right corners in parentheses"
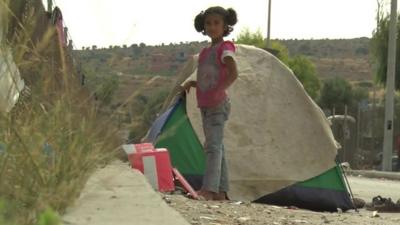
top-left (255, 165), bottom-right (353, 211)
top-left (0, 8), bottom-right (24, 114)
top-left (0, 3), bottom-right (24, 113)
top-left (0, 49), bottom-right (25, 113)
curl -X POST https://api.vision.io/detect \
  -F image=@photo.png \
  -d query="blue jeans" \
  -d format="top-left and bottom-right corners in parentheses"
top-left (200, 99), bottom-right (231, 193)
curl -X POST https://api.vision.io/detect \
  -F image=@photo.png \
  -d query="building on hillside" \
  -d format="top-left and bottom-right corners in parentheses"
top-left (148, 53), bottom-right (171, 73)
top-left (175, 51), bottom-right (188, 63)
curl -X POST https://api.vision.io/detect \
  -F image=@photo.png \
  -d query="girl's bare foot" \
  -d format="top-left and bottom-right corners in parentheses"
top-left (197, 189), bottom-right (215, 201)
top-left (213, 192), bottom-right (229, 201)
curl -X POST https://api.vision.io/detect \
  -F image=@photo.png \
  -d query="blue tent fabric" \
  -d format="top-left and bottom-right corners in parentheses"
top-left (146, 98), bottom-right (181, 143)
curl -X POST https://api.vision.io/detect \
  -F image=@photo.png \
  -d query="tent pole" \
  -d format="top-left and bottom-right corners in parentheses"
top-left (336, 160), bottom-right (358, 212)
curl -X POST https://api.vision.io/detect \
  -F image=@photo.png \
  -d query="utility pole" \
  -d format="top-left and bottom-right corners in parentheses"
top-left (382, 0), bottom-right (397, 171)
top-left (266, 0), bottom-right (272, 48)
top-left (47, 0), bottom-right (53, 12)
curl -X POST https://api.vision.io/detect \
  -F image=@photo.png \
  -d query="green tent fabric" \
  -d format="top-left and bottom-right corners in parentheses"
top-left (299, 165), bottom-right (347, 191)
top-left (156, 99), bottom-right (205, 175)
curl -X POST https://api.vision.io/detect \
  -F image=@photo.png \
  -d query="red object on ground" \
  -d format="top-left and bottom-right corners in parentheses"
top-left (172, 168), bottom-right (199, 200)
top-left (123, 143), bottom-right (175, 192)
top-left (127, 143), bottom-right (155, 168)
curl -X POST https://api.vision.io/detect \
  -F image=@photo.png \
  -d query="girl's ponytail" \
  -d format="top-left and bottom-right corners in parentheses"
top-left (226, 8), bottom-right (237, 26)
top-left (194, 11), bottom-right (205, 33)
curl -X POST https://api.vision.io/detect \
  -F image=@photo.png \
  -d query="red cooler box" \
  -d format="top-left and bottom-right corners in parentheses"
top-left (122, 144), bottom-right (175, 192)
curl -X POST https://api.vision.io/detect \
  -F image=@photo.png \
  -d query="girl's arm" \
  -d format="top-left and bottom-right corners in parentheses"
top-left (222, 56), bottom-right (238, 89)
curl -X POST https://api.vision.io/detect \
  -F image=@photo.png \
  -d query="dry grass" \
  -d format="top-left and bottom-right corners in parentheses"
top-left (0, 1), bottom-right (121, 224)
top-left (311, 57), bottom-right (373, 81)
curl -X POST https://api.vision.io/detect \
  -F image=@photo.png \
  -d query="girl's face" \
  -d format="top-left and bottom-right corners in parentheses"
top-left (204, 14), bottom-right (225, 40)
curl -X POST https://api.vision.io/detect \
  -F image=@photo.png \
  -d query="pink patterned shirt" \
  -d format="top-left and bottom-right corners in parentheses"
top-left (196, 41), bottom-right (236, 108)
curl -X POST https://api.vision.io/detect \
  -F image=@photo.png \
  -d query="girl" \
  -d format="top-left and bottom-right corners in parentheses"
top-left (183, 6), bottom-right (238, 200)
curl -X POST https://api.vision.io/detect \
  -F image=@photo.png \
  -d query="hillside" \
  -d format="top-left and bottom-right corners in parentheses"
top-left (281, 38), bottom-right (372, 81)
top-left (75, 38), bottom-right (373, 82)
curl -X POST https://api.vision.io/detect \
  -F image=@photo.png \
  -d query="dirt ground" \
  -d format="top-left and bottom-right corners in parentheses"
top-left (163, 194), bottom-right (400, 225)
top-left (163, 176), bottom-right (400, 225)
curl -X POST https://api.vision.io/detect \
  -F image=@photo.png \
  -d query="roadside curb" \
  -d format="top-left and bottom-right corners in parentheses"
top-left (62, 161), bottom-right (190, 225)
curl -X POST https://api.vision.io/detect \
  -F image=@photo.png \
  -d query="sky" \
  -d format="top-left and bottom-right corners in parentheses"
top-left (43, 0), bottom-right (396, 49)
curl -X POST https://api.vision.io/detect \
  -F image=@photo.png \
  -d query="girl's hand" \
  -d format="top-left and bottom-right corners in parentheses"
top-left (181, 81), bottom-right (196, 93)
top-left (223, 56), bottom-right (238, 89)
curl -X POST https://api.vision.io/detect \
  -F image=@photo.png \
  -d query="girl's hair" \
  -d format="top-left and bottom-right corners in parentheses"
top-left (194, 6), bottom-right (237, 37)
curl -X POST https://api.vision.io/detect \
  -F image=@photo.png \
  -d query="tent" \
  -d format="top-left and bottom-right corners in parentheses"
top-left (145, 44), bottom-right (354, 212)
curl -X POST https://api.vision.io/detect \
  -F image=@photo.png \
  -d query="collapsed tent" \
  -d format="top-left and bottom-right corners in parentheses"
top-left (145, 44), bottom-right (354, 212)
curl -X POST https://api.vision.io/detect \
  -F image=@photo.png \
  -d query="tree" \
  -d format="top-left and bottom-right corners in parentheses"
top-left (318, 77), bottom-right (353, 114)
top-left (236, 28), bottom-right (290, 64)
top-left (289, 56), bottom-right (321, 100)
top-left (236, 28), bottom-right (265, 49)
top-left (236, 28), bottom-right (318, 98)
top-left (371, 5), bottom-right (400, 90)
top-left (351, 86), bottom-right (369, 106)
top-left (271, 40), bottom-right (290, 65)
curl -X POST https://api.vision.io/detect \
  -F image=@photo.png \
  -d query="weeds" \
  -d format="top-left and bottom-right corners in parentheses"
top-left (0, 1), bottom-right (120, 224)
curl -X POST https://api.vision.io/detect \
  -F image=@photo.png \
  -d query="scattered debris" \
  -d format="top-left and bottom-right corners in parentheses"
top-left (372, 211), bottom-right (379, 218)
top-left (263, 209), bottom-right (272, 214)
top-left (163, 196), bottom-right (172, 204)
top-left (237, 216), bottom-right (251, 222)
top-left (340, 162), bottom-right (351, 170)
top-left (199, 216), bottom-right (217, 221)
top-left (321, 216), bottom-right (330, 223)
top-left (293, 219), bottom-right (308, 223)
top-left (232, 201), bottom-right (244, 205)
top-left (353, 198), bottom-right (366, 208)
